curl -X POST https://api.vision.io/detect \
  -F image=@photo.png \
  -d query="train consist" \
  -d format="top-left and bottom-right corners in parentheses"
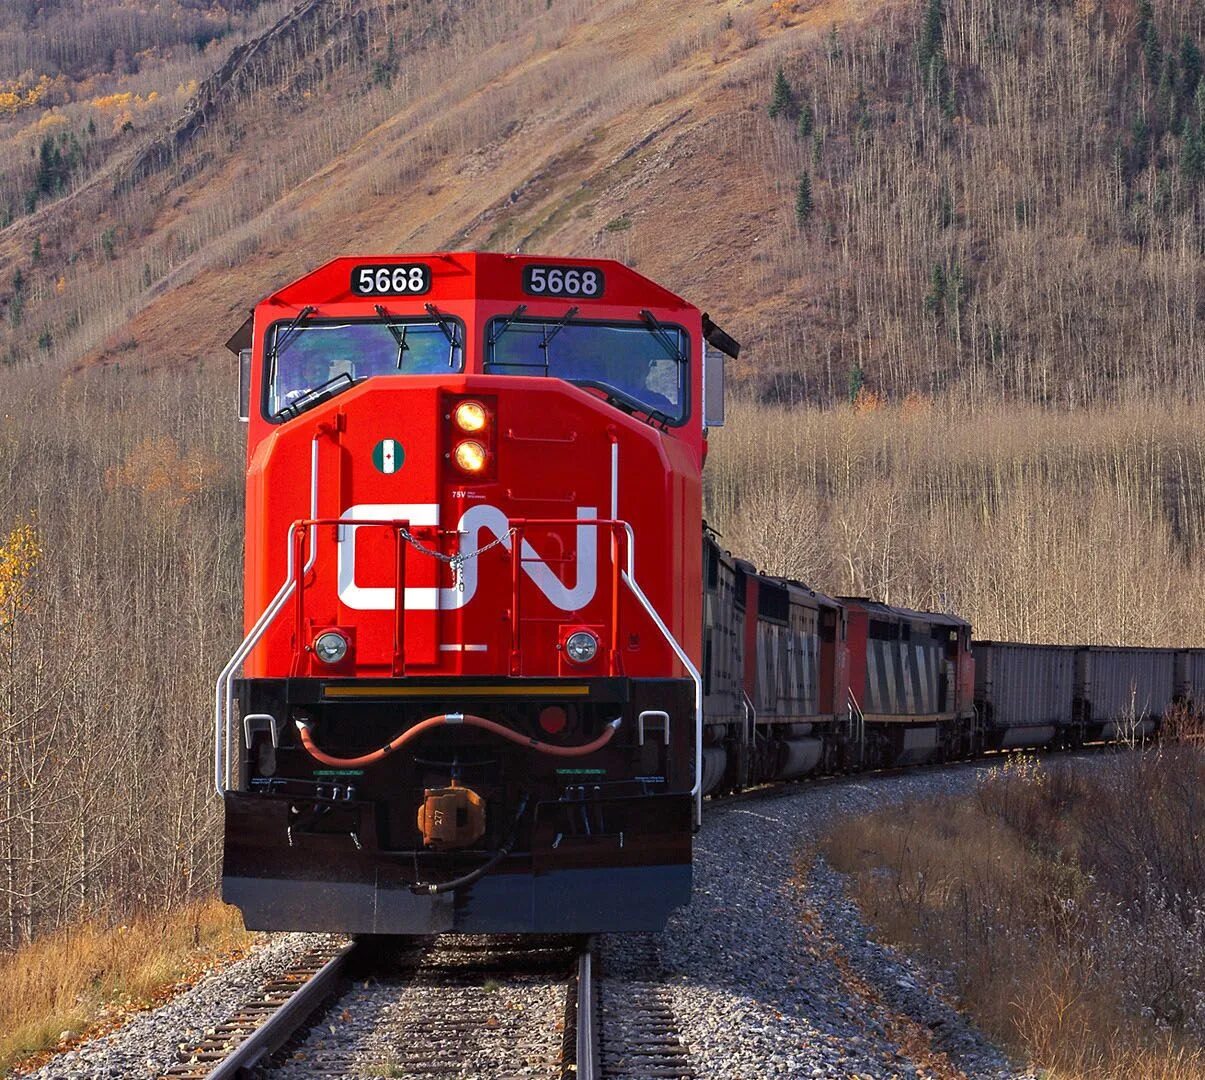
top-left (216, 252), bottom-right (1190, 939)
top-left (700, 541), bottom-right (1202, 795)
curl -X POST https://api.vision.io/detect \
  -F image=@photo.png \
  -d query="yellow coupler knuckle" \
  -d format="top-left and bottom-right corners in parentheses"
top-left (416, 784), bottom-right (486, 849)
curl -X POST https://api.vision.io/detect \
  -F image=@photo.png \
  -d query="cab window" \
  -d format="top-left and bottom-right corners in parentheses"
top-left (265, 318), bottom-right (463, 419)
top-left (484, 317), bottom-right (688, 423)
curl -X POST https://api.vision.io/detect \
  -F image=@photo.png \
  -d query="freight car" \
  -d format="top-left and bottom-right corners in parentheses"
top-left (974, 640), bottom-right (1190, 749)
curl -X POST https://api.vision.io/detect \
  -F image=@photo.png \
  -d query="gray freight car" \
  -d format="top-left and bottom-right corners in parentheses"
top-left (973, 641), bottom-right (1077, 749)
top-left (1076, 647), bottom-right (1175, 742)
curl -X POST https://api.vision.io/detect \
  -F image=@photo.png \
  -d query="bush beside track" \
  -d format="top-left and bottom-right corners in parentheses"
top-left (823, 739), bottom-right (1205, 1079)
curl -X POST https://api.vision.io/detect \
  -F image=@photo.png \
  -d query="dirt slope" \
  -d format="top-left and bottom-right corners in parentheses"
top-left (0, 0), bottom-right (896, 381)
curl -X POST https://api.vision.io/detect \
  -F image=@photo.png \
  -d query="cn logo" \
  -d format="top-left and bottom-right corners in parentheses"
top-left (336, 504), bottom-right (598, 612)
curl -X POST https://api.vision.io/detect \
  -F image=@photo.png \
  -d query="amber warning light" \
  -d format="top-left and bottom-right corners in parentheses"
top-left (454, 400), bottom-right (488, 432)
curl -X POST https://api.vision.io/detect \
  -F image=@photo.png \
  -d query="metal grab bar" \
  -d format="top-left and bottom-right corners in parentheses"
top-left (215, 496), bottom-right (703, 815)
top-left (215, 436), bottom-right (320, 797)
top-left (620, 569), bottom-right (704, 825)
top-left (216, 516), bottom-right (418, 796)
top-left (740, 688), bottom-right (756, 762)
top-left (503, 515), bottom-right (703, 821)
top-left (505, 517), bottom-right (633, 677)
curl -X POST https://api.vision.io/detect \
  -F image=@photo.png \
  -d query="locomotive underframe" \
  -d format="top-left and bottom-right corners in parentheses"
top-left (222, 675), bottom-right (695, 933)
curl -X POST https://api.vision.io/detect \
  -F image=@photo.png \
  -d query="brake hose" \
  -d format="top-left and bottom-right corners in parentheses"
top-left (294, 712), bottom-right (622, 768)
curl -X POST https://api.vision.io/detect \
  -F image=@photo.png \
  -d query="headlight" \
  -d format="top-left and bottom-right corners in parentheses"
top-left (313, 630), bottom-right (349, 664)
top-left (565, 630), bottom-right (598, 664)
top-left (453, 440), bottom-right (487, 473)
top-left (454, 400), bottom-right (488, 432)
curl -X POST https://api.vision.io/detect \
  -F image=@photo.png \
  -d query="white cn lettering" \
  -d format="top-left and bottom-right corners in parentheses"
top-left (336, 503), bottom-right (597, 612)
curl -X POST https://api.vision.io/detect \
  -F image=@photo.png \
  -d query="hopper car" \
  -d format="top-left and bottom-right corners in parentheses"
top-left (216, 252), bottom-right (1190, 938)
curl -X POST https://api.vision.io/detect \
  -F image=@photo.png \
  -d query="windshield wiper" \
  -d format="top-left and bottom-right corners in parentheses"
top-left (375, 305), bottom-right (410, 368)
top-left (488, 304), bottom-right (528, 347)
top-left (268, 304), bottom-right (315, 388)
top-left (423, 303), bottom-right (461, 366)
top-left (639, 309), bottom-right (686, 363)
top-left (539, 306), bottom-right (579, 352)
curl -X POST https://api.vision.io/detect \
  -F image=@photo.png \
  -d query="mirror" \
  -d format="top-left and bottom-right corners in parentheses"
top-left (238, 348), bottom-right (252, 422)
top-left (703, 345), bottom-right (725, 428)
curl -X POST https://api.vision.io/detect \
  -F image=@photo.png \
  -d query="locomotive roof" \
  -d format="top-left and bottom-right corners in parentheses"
top-left (839, 597), bottom-right (970, 628)
top-left (258, 252), bottom-right (695, 311)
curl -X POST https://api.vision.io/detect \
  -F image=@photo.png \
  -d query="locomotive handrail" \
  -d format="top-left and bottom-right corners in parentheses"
top-left (507, 515), bottom-right (704, 821)
top-left (215, 435), bottom-right (320, 796)
top-left (217, 496), bottom-right (704, 815)
top-left (215, 515), bottom-right (414, 795)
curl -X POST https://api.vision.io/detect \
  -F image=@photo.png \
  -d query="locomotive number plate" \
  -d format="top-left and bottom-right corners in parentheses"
top-left (522, 264), bottom-right (605, 299)
top-left (351, 263), bottom-right (432, 297)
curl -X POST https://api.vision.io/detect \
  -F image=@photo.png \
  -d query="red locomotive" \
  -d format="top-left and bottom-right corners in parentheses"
top-left (217, 253), bottom-right (736, 933)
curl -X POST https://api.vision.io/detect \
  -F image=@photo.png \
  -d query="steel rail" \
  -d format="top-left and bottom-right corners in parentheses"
top-left (574, 942), bottom-right (599, 1080)
top-left (163, 940), bottom-right (357, 1079)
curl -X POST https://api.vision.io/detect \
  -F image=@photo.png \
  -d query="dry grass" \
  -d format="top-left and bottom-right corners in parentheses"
top-left (0, 896), bottom-right (250, 1075)
top-left (823, 747), bottom-right (1205, 1079)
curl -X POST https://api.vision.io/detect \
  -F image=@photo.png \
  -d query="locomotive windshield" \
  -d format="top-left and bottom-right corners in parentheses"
top-left (484, 316), bottom-right (687, 422)
top-left (266, 317), bottom-right (464, 418)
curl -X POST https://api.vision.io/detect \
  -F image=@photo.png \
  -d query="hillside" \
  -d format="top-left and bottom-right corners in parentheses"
top-left (0, 0), bottom-right (892, 388)
top-left (0, 0), bottom-right (1202, 404)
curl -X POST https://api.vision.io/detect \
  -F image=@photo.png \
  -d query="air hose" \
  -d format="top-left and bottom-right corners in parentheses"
top-left (294, 712), bottom-right (622, 768)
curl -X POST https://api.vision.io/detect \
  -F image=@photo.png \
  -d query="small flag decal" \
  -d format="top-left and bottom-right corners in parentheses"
top-left (372, 438), bottom-right (405, 474)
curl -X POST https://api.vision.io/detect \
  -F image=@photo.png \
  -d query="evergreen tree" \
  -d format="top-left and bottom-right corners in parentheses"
top-left (847, 364), bottom-right (864, 403)
top-left (1182, 120), bottom-right (1205, 184)
top-left (769, 67), bottom-right (795, 119)
top-left (1181, 36), bottom-right (1202, 100)
top-left (798, 100), bottom-right (814, 139)
top-left (853, 84), bottom-right (871, 130)
top-left (924, 263), bottom-right (946, 314)
top-left (918, 0), bottom-right (944, 72)
top-left (938, 186), bottom-right (954, 228)
top-left (1141, 0), bottom-right (1162, 75)
top-left (1130, 112), bottom-right (1151, 172)
top-left (917, 0), bottom-right (953, 112)
top-left (1155, 58), bottom-right (1177, 133)
top-left (795, 171), bottom-right (814, 222)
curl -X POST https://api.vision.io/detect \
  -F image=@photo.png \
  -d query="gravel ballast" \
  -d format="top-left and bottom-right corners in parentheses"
top-left (25, 763), bottom-right (1041, 1079)
top-left (621, 765), bottom-right (1039, 1080)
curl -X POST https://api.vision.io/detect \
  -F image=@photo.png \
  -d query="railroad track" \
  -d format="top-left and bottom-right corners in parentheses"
top-left (160, 939), bottom-right (359, 1079)
top-left (160, 934), bottom-right (619, 1079)
top-left (158, 752), bottom-right (1100, 1080)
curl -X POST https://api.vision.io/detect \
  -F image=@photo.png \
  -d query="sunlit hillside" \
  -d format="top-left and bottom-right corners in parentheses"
top-left (0, 0), bottom-right (898, 386)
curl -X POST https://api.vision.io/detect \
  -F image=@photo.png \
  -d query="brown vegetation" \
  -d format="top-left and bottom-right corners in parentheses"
top-left (0, 896), bottom-right (249, 1074)
top-left (823, 745), bottom-right (1205, 1078)
top-left (0, 363), bottom-right (242, 950)
top-left (0, 0), bottom-right (1198, 1029)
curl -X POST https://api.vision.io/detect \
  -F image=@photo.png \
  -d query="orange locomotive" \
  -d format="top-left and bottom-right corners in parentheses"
top-left (217, 253), bottom-right (738, 933)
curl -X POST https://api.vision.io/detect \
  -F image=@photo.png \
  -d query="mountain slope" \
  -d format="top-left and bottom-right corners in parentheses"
top-left (0, 0), bottom-right (892, 384)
